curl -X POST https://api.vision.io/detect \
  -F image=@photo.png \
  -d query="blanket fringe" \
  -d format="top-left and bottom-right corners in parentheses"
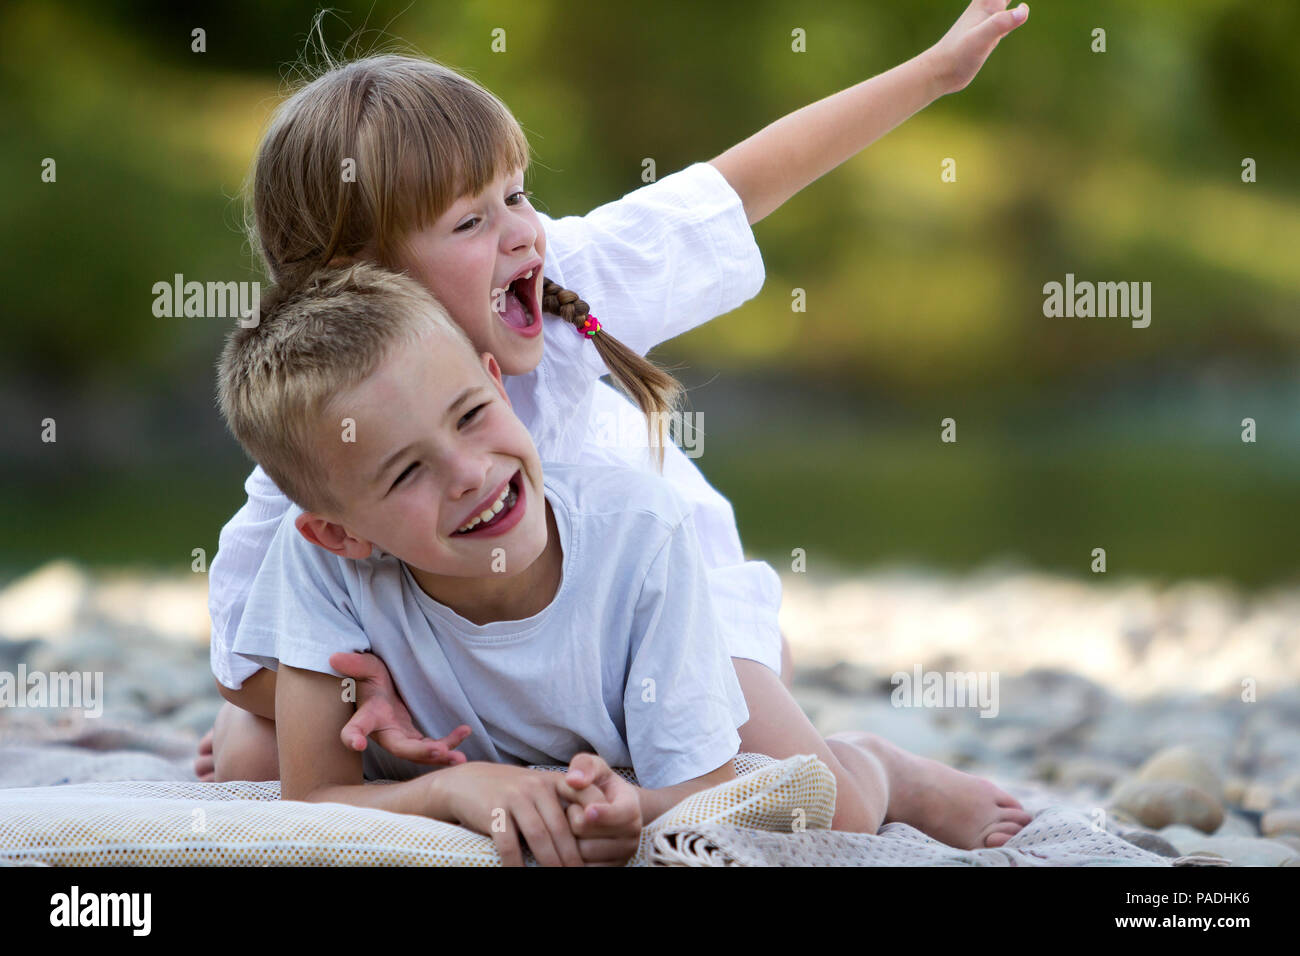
top-left (650, 828), bottom-right (744, 867)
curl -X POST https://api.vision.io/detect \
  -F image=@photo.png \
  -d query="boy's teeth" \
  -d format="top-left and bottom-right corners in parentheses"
top-left (457, 483), bottom-right (512, 533)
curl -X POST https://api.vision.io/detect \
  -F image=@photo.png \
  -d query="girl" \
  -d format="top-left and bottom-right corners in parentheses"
top-left (204, 1), bottom-right (1033, 849)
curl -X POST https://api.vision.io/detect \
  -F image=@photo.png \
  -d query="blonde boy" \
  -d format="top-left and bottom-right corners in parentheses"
top-left (218, 263), bottom-right (750, 865)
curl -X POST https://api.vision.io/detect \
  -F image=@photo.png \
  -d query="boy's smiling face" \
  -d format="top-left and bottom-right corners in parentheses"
top-left (298, 323), bottom-right (548, 583)
top-left (393, 166), bottom-right (547, 378)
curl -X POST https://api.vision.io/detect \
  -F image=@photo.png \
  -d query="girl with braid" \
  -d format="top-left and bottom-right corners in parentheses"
top-left (201, 2), bottom-right (1035, 852)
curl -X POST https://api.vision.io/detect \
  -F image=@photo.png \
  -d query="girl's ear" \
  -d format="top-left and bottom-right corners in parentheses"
top-left (295, 511), bottom-right (374, 559)
top-left (481, 351), bottom-right (512, 407)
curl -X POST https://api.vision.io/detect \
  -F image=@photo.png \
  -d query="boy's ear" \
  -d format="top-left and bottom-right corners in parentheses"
top-left (481, 351), bottom-right (511, 406)
top-left (294, 511), bottom-right (374, 559)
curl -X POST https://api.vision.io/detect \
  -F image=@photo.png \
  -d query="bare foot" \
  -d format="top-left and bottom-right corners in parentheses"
top-left (194, 726), bottom-right (216, 782)
top-left (831, 730), bottom-right (1033, 850)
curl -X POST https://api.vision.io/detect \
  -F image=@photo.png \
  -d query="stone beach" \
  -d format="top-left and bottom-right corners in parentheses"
top-left (1, 560), bottom-right (1298, 865)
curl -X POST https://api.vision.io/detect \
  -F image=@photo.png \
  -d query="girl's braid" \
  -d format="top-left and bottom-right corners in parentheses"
top-left (541, 278), bottom-right (591, 330)
top-left (540, 276), bottom-right (683, 470)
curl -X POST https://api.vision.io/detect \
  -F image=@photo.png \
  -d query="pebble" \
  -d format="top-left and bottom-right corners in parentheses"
top-left (1110, 779), bottom-right (1224, 834)
top-left (1237, 783), bottom-right (1275, 812)
top-left (1133, 745), bottom-right (1225, 803)
top-left (1054, 757), bottom-right (1128, 792)
top-left (1279, 773), bottom-right (1300, 804)
top-left (1261, 809), bottom-right (1300, 838)
top-left (1118, 830), bottom-right (1180, 857)
top-left (1156, 830), bottom-right (1300, 867)
top-left (1213, 811), bottom-right (1260, 838)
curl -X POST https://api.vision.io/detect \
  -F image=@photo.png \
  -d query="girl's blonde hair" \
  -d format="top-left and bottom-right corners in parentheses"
top-left (246, 46), bottom-right (681, 466)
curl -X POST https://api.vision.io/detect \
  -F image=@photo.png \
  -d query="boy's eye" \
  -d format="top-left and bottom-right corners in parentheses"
top-left (507, 190), bottom-right (533, 205)
top-left (454, 217), bottom-right (478, 233)
top-left (458, 403), bottom-right (487, 428)
top-left (391, 462), bottom-right (418, 490)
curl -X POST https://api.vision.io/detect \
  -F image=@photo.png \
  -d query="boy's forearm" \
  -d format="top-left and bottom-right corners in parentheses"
top-left (709, 50), bottom-right (945, 225)
top-left (636, 782), bottom-right (693, 823)
top-left (299, 772), bottom-right (450, 820)
top-left (636, 761), bottom-right (738, 822)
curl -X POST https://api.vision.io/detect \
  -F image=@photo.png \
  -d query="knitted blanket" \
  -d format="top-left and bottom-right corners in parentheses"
top-left (0, 721), bottom-right (1225, 866)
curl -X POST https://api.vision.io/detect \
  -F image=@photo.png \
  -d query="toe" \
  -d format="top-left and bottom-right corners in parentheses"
top-left (985, 830), bottom-right (1014, 848)
top-left (983, 821), bottom-right (1025, 847)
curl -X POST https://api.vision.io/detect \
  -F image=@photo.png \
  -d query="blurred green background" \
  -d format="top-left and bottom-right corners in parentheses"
top-left (2, 0), bottom-right (1297, 587)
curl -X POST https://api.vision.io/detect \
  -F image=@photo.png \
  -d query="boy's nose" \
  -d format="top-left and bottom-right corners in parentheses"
top-left (446, 457), bottom-right (494, 506)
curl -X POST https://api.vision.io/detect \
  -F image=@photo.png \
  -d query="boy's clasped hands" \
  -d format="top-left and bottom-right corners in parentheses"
top-left (329, 650), bottom-right (642, 866)
top-left (436, 754), bottom-right (644, 867)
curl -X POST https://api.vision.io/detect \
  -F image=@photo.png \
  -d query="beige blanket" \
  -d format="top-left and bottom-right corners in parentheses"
top-left (0, 719), bottom-right (1226, 867)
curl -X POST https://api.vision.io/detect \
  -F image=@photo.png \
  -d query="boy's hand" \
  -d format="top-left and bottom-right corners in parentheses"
top-left (329, 651), bottom-right (471, 766)
top-left (553, 753), bottom-right (643, 866)
top-left (928, 0), bottom-right (1029, 96)
top-left (436, 763), bottom-right (587, 867)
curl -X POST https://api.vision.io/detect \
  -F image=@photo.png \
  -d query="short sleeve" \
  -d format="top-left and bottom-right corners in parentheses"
top-left (538, 161), bottom-right (765, 367)
top-left (208, 465), bottom-right (293, 688)
top-left (622, 512), bottom-right (749, 790)
top-left (230, 510), bottom-right (371, 677)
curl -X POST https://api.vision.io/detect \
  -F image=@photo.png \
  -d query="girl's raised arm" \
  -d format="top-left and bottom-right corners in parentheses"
top-left (709, 0), bottom-right (1029, 226)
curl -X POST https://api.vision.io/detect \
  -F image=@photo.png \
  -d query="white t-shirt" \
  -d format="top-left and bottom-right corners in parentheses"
top-left (231, 462), bottom-right (750, 791)
top-left (209, 161), bottom-right (783, 689)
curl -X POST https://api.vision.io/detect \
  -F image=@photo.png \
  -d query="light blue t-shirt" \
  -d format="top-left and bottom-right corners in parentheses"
top-left (231, 462), bottom-right (749, 790)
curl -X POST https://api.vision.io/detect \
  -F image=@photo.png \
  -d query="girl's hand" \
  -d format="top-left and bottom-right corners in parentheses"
top-left (928, 0), bottom-right (1030, 97)
top-left (330, 650), bottom-right (471, 765)
top-left (554, 753), bottom-right (643, 866)
top-left (436, 763), bottom-right (587, 867)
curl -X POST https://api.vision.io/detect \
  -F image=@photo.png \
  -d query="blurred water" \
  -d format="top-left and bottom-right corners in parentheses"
top-left (3, 366), bottom-right (1296, 586)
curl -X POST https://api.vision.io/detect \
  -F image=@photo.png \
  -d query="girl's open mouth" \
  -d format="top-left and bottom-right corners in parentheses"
top-left (497, 272), bottom-right (543, 338)
top-left (453, 471), bottom-right (526, 537)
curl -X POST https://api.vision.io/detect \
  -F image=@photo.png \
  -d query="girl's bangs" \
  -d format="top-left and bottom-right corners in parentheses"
top-left (379, 73), bottom-right (531, 238)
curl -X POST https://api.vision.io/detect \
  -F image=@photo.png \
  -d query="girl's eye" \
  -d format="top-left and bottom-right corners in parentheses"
top-left (455, 192), bottom-right (531, 231)
top-left (458, 403), bottom-right (488, 428)
top-left (391, 462), bottom-right (418, 490)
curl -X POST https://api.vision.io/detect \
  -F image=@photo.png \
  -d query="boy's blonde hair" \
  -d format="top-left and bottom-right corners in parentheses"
top-left (217, 261), bottom-right (475, 515)
top-left (246, 42), bottom-right (682, 467)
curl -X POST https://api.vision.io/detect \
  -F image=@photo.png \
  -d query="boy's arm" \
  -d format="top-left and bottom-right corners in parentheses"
top-left (276, 663), bottom-right (441, 816)
top-left (636, 758), bottom-right (737, 823)
top-left (554, 754), bottom-right (737, 863)
top-left (709, 0), bottom-right (1029, 225)
top-left (277, 663), bottom-right (589, 867)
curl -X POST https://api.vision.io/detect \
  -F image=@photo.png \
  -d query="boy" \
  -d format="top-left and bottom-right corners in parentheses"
top-left (218, 263), bottom-right (751, 865)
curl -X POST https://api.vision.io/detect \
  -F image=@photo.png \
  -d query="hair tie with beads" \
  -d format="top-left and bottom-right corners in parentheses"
top-left (541, 277), bottom-right (601, 340)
